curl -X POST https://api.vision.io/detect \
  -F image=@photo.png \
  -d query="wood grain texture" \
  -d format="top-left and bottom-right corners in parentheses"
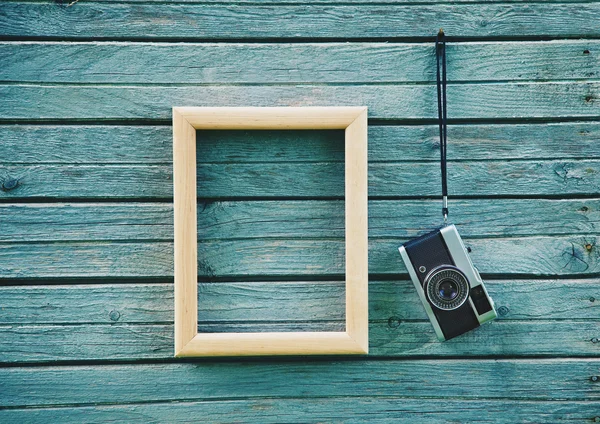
top-left (2, 398), bottom-right (599, 424)
top-left (0, 82), bottom-right (600, 121)
top-left (0, 125), bottom-right (174, 164)
top-left (344, 108), bottom-right (369, 350)
top-left (4, 123), bottom-right (600, 164)
top-left (1, 0), bottom-right (599, 416)
top-left (179, 106), bottom-right (365, 129)
top-left (0, 279), bottom-right (597, 325)
top-left (0, 235), bottom-right (598, 278)
top-left (1, 159), bottom-right (598, 199)
top-left (2, 83), bottom-right (600, 121)
top-left (0, 199), bottom-right (598, 243)
top-left (1, 320), bottom-right (598, 362)
top-left (173, 106), bottom-right (369, 357)
top-left (68, 0), bottom-right (600, 3)
top-left (0, 203), bottom-right (175, 242)
top-left (177, 331), bottom-right (366, 357)
top-left (0, 164), bottom-right (173, 199)
top-left (172, 108), bottom-right (198, 354)
top-left (2, 3), bottom-right (600, 39)
top-left (2, 40), bottom-right (599, 84)
top-left (1, 360), bottom-right (599, 407)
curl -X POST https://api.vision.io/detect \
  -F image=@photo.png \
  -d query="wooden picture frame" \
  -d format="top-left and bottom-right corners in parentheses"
top-left (173, 107), bottom-right (368, 357)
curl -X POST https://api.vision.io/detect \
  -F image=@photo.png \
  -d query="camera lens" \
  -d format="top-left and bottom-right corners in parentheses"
top-left (424, 266), bottom-right (470, 310)
top-left (439, 280), bottom-right (458, 300)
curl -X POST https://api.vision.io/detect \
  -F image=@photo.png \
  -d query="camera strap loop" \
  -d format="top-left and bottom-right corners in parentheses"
top-left (436, 29), bottom-right (449, 224)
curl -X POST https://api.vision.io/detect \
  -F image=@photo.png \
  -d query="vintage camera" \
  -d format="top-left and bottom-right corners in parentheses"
top-left (398, 225), bottom-right (497, 341)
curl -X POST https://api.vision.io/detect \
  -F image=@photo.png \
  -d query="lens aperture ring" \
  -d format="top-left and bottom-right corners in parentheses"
top-left (425, 266), bottom-right (470, 310)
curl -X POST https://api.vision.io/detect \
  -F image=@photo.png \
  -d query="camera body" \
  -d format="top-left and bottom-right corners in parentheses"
top-left (398, 225), bottom-right (496, 341)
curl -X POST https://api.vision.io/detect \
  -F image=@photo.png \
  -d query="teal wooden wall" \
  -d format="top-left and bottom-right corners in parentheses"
top-left (1, 1), bottom-right (599, 422)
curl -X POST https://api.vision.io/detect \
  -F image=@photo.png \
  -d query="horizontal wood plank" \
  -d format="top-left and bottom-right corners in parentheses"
top-left (1, 159), bottom-right (598, 199)
top-left (0, 235), bottom-right (597, 278)
top-left (72, 0), bottom-right (600, 3)
top-left (1, 359), bottom-right (599, 407)
top-left (0, 199), bottom-right (597, 243)
top-left (3, 123), bottom-right (600, 164)
top-left (0, 125), bottom-right (174, 164)
top-left (2, 40), bottom-right (599, 84)
top-left (1, 398), bottom-right (599, 423)
top-left (1, 320), bottom-right (597, 362)
top-left (1, 83), bottom-right (600, 121)
top-left (2, 3), bottom-right (600, 39)
top-left (0, 203), bottom-right (174, 242)
top-left (0, 279), bottom-right (597, 325)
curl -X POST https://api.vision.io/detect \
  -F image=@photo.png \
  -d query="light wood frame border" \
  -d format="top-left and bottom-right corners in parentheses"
top-left (173, 107), bottom-right (368, 357)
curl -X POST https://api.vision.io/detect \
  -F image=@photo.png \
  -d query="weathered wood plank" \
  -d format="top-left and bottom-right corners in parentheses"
top-left (3, 123), bottom-right (600, 164)
top-left (0, 282), bottom-right (345, 325)
top-left (0, 203), bottom-right (174, 242)
top-left (0, 199), bottom-right (597, 243)
top-left (1, 320), bottom-right (597, 362)
top-left (0, 242), bottom-right (174, 279)
top-left (1, 398), bottom-right (599, 424)
top-left (266, 198), bottom-right (600, 238)
top-left (1, 160), bottom-right (598, 199)
top-left (0, 236), bottom-right (597, 278)
top-left (2, 83), bottom-right (600, 121)
top-left (0, 164), bottom-right (173, 199)
top-left (0, 279), bottom-right (597, 325)
top-left (80, 0), bottom-right (600, 4)
top-left (2, 41), bottom-right (599, 84)
top-left (0, 199), bottom-right (592, 242)
top-left (2, 3), bottom-right (600, 39)
top-left (372, 320), bottom-right (600, 357)
top-left (198, 123), bottom-right (600, 162)
top-left (1, 359), bottom-right (599, 407)
top-left (0, 125), bottom-right (174, 164)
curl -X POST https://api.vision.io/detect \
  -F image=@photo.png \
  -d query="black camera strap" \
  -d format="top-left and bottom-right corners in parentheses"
top-left (436, 29), bottom-right (449, 224)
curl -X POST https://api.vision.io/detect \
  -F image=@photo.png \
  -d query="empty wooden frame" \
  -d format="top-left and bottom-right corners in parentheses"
top-left (173, 107), bottom-right (368, 357)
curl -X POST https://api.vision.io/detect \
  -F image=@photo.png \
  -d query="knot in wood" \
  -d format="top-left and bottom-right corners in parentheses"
top-left (109, 310), bottom-right (121, 322)
top-left (497, 306), bottom-right (509, 317)
top-left (591, 337), bottom-right (599, 344)
top-left (591, 375), bottom-right (599, 382)
top-left (387, 316), bottom-right (401, 328)
top-left (2, 178), bottom-right (18, 191)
